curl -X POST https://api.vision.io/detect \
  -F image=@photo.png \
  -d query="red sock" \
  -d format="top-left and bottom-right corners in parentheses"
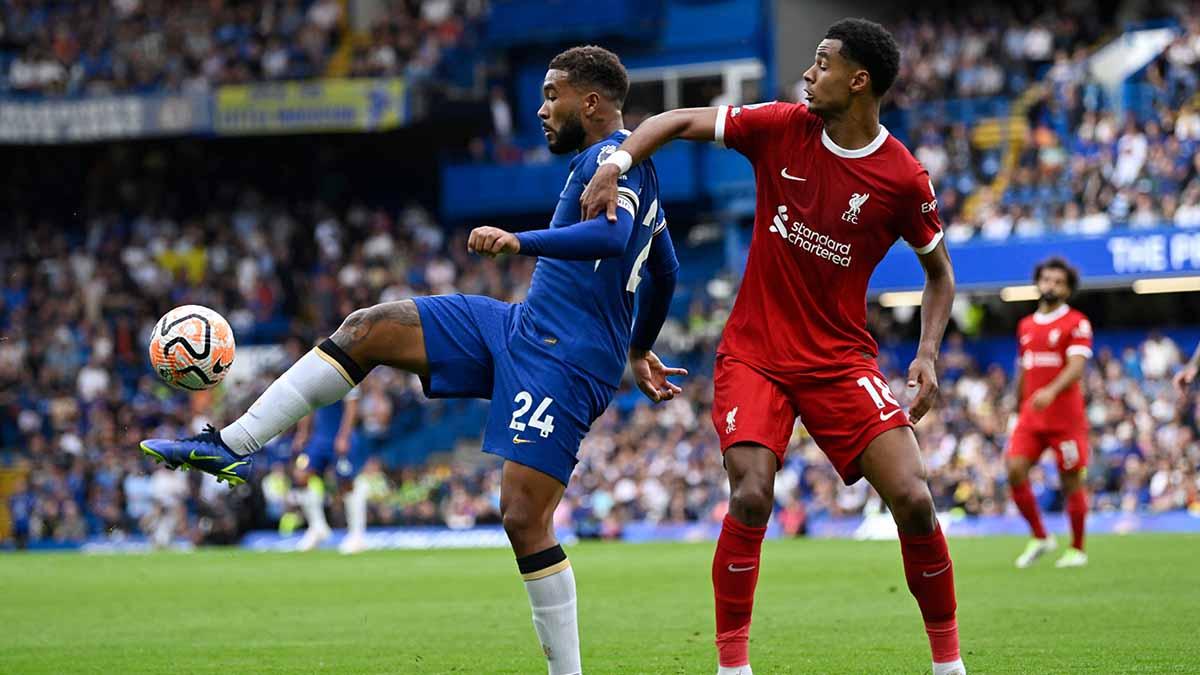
top-left (712, 513), bottom-right (766, 667)
top-left (1066, 489), bottom-right (1088, 551)
top-left (898, 524), bottom-right (960, 664)
top-left (1011, 481), bottom-right (1047, 539)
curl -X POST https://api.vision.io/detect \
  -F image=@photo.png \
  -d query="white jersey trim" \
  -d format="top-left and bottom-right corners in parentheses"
top-left (1032, 304), bottom-right (1070, 325)
top-left (617, 186), bottom-right (640, 214)
top-left (714, 105), bottom-right (728, 148)
top-left (821, 125), bottom-right (889, 158)
top-left (910, 230), bottom-right (944, 255)
top-left (1066, 345), bottom-right (1093, 359)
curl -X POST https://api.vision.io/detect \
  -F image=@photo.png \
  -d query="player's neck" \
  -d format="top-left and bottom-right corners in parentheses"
top-left (821, 104), bottom-right (880, 151)
top-left (1037, 301), bottom-right (1065, 315)
top-left (582, 115), bottom-right (625, 149)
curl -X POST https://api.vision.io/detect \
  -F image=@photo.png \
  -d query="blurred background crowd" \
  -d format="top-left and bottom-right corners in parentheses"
top-left (3, 0), bottom-right (1200, 549)
top-left (2, 193), bottom-right (1198, 548)
top-left (0, 0), bottom-right (486, 96)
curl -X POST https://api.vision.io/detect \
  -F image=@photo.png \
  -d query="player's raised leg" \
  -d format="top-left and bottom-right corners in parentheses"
top-left (859, 427), bottom-right (964, 675)
top-left (501, 461), bottom-right (580, 675)
top-left (712, 444), bottom-right (773, 675)
top-left (141, 300), bottom-right (427, 481)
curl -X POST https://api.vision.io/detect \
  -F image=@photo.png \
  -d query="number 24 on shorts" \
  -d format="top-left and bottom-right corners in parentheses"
top-left (510, 391), bottom-right (556, 438)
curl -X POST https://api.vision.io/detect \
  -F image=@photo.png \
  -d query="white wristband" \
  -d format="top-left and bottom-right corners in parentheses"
top-left (601, 149), bottom-right (633, 175)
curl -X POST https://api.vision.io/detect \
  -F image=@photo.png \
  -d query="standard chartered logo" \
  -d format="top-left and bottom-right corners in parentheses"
top-left (770, 205), bottom-right (852, 267)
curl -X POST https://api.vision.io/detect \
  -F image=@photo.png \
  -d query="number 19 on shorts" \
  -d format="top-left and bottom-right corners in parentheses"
top-left (857, 375), bottom-right (903, 420)
top-left (510, 391), bottom-right (556, 438)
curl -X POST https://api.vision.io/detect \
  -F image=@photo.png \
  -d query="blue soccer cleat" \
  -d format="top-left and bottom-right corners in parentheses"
top-left (140, 424), bottom-right (252, 486)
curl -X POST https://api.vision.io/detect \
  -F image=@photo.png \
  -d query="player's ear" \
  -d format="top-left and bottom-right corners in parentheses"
top-left (582, 91), bottom-right (601, 117)
top-left (850, 68), bottom-right (871, 95)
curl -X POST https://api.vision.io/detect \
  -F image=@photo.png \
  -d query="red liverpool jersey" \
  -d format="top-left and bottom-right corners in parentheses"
top-left (714, 101), bottom-right (943, 375)
top-left (1016, 304), bottom-right (1093, 430)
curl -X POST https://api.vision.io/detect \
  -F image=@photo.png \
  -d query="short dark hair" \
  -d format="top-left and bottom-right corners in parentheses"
top-left (824, 18), bottom-right (901, 97)
top-left (548, 45), bottom-right (629, 107)
top-left (1034, 257), bottom-right (1080, 293)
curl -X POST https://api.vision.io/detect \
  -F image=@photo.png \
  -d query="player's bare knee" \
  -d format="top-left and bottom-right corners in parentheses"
top-left (730, 482), bottom-right (774, 526)
top-left (501, 501), bottom-right (548, 543)
top-left (890, 483), bottom-right (936, 532)
top-left (1007, 464), bottom-right (1027, 487)
top-left (330, 307), bottom-right (376, 356)
top-left (330, 300), bottom-right (420, 363)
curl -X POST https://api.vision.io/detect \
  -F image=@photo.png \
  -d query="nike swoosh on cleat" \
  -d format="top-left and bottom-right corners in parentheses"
top-left (780, 167), bottom-right (807, 182)
top-left (879, 409), bottom-right (902, 421)
top-left (922, 563), bottom-right (952, 578)
top-left (727, 564), bottom-right (756, 573)
top-left (189, 450), bottom-right (222, 461)
top-left (140, 444), bottom-right (167, 463)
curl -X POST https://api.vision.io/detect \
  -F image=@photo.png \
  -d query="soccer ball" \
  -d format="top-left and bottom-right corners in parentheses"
top-left (148, 305), bottom-right (236, 391)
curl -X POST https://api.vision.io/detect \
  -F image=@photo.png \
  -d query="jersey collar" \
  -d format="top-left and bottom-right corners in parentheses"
top-left (1032, 304), bottom-right (1070, 324)
top-left (821, 125), bottom-right (889, 159)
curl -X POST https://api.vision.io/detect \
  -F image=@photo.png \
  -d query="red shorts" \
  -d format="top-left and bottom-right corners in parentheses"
top-left (1007, 420), bottom-right (1089, 472)
top-left (710, 354), bottom-right (911, 485)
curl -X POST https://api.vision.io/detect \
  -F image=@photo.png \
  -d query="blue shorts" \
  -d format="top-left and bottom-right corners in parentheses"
top-left (414, 294), bottom-right (615, 485)
top-left (297, 434), bottom-right (365, 481)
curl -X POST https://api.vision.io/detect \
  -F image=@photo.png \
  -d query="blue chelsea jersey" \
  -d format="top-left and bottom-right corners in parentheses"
top-left (518, 129), bottom-right (667, 387)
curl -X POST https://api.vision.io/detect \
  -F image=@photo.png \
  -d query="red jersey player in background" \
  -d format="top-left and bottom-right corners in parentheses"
top-left (582, 18), bottom-right (963, 675)
top-left (1007, 258), bottom-right (1093, 569)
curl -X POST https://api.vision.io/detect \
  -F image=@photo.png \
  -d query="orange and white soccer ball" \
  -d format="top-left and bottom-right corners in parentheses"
top-left (148, 305), bottom-right (236, 391)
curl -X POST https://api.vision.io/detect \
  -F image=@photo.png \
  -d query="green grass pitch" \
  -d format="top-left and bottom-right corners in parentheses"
top-left (1, 534), bottom-right (1197, 673)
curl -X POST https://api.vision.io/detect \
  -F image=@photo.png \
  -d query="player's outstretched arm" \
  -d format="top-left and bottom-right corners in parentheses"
top-left (468, 209), bottom-right (635, 261)
top-left (629, 228), bottom-right (687, 402)
top-left (908, 240), bottom-right (955, 423)
top-left (581, 107), bottom-right (719, 221)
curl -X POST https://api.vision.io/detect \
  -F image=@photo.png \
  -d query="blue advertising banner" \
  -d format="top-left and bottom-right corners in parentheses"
top-left (8, 512), bottom-right (1197, 554)
top-left (0, 78), bottom-right (407, 144)
top-left (0, 94), bottom-right (210, 144)
top-left (870, 227), bottom-right (1200, 293)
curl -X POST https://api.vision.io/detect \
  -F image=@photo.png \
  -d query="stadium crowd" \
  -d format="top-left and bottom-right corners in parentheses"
top-left (886, 4), bottom-right (1109, 106)
top-left (0, 0), bottom-right (482, 96)
top-left (892, 3), bottom-right (1200, 242)
top-left (3, 196), bottom-right (1199, 549)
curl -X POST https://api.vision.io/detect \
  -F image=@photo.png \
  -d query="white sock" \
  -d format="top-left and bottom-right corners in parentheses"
top-left (933, 658), bottom-right (966, 675)
top-left (345, 482), bottom-right (368, 538)
top-left (522, 559), bottom-right (581, 675)
top-left (302, 477), bottom-right (329, 533)
top-left (220, 348), bottom-right (356, 456)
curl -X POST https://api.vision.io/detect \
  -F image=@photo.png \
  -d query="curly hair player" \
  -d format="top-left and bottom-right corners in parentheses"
top-left (141, 46), bottom-right (685, 675)
top-left (582, 18), bottom-right (963, 675)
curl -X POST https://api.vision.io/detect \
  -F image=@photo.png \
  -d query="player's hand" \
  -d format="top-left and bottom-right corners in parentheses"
top-left (1030, 387), bottom-right (1056, 411)
top-left (906, 355), bottom-right (939, 423)
top-left (629, 348), bottom-right (687, 403)
top-left (1174, 363), bottom-right (1198, 395)
top-left (468, 226), bottom-right (520, 258)
top-left (580, 163), bottom-right (621, 222)
top-left (334, 433), bottom-right (351, 456)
